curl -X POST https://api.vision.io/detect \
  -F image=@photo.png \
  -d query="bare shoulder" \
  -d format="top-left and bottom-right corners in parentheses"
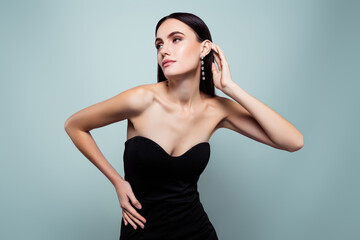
top-left (124, 83), bottom-right (155, 110)
top-left (142, 81), bottom-right (166, 95)
top-left (93, 83), bottom-right (155, 116)
top-left (210, 95), bottom-right (232, 113)
top-left (215, 95), bottom-right (248, 115)
top-left (64, 83), bottom-right (155, 131)
top-left (211, 95), bottom-right (250, 129)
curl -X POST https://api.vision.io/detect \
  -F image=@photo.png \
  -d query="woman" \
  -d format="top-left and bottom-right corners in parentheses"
top-left (64, 12), bottom-right (304, 240)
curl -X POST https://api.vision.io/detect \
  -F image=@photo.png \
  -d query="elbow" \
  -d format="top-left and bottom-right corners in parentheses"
top-left (287, 135), bottom-right (304, 152)
top-left (64, 117), bottom-right (88, 133)
top-left (64, 118), bottom-right (73, 133)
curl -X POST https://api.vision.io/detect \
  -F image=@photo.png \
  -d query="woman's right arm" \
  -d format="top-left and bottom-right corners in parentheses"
top-left (64, 85), bottom-right (153, 229)
top-left (64, 85), bottom-right (151, 185)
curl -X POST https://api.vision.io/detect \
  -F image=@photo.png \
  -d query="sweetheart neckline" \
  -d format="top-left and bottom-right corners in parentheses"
top-left (125, 135), bottom-right (210, 158)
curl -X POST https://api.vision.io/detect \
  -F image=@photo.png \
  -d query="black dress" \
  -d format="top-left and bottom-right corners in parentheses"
top-left (120, 135), bottom-right (219, 240)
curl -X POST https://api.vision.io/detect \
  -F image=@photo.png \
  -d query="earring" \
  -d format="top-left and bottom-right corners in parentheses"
top-left (201, 56), bottom-right (205, 81)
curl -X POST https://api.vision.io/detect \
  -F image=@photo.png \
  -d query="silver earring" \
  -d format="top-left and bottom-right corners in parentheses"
top-left (201, 56), bottom-right (205, 81)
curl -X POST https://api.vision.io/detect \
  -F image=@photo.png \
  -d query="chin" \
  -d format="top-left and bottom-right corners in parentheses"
top-left (164, 71), bottom-right (185, 78)
top-left (163, 69), bottom-right (180, 77)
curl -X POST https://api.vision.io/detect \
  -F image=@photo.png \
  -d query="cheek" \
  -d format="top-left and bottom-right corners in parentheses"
top-left (177, 46), bottom-right (199, 66)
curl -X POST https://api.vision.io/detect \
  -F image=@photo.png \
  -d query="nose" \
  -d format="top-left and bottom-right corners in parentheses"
top-left (159, 42), bottom-right (170, 57)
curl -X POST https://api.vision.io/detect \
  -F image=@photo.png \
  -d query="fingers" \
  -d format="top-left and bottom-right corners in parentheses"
top-left (123, 210), bottom-right (140, 229)
top-left (126, 202), bottom-right (146, 223)
top-left (123, 215), bottom-right (128, 226)
top-left (211, 42), bottom-right (217, 52)
top-left (211, 43), bottom-right (222, 71)
top-left (123, 211), bottom-right (133, 227)
top-left (214, 53), bottom-right (222, 71)
top-left (128, 194), bottom-right (147, 223)
top-left (212, 62), bottom-right (218, 73)
top-left (214, 44), bottom-right (228, 65)
top-left (120, 196), bottom-right (147, 230)
top-left (129, 192), bottom-right (142, 210)
top-left (117, 181), bottom-right (147, 230)
top-left (123, 208), bottom-right (145, 229)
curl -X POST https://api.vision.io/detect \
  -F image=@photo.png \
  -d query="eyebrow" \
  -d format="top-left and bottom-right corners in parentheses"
top-left (155, 31), bottom-right (185, 44)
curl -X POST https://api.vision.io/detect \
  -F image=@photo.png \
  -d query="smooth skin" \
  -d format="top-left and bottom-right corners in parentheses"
top-left (64, 18), bottom-right (303, 230)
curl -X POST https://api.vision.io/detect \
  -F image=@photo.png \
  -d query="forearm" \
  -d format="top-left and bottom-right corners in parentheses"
top-left (224, 82), bottom-right (304, 151)
top-left (64, 125), bottom-right (125, 186)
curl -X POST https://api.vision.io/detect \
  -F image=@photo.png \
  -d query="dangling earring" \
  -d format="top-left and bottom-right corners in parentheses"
top-left (201, 56), bottom-right (205, 81)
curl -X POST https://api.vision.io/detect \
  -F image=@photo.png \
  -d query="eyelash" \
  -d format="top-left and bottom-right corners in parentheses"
top-left (156, 37), bottom-right (181, 50)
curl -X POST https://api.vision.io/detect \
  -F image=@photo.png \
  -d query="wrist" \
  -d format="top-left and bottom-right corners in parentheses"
top-left (112, 176), bottom-right (125, 188)
top-left (222, 80), bottom-right (237, 95)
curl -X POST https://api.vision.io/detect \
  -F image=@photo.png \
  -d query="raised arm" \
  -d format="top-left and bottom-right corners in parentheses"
top-left (217, 96), bottom-right (297, 151)
top-left (211, 43), bottom-right (304, 152)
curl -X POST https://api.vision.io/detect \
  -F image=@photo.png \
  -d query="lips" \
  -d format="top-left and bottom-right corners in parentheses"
top-left (162, 60), bottom-right (176, 67)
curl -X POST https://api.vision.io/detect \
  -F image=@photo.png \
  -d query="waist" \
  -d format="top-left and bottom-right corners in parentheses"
top-left (127, 178), bottom-right (200, 203)
top-left (136, 190), bottom-right (200, 203)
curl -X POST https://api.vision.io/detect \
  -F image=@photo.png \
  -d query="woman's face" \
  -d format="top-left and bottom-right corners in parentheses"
top-left (155, 19), bottom-right (203, 80)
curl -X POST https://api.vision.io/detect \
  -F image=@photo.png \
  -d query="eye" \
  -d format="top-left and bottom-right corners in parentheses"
top-left (155, 37), bottom-right (182, 50)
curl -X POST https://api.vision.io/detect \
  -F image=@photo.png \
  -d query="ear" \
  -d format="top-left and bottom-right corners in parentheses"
top-left (200, 40), bottom-right (213, 57)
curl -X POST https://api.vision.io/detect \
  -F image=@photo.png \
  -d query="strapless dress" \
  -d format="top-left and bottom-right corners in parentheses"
top-left (119, 135), bottom-right (219, 240)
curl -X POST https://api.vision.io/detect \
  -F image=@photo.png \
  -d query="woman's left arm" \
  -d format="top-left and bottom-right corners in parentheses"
top-left (211, 43), bottom-right (304, 152)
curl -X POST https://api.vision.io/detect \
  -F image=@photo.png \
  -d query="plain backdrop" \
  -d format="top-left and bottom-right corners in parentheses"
top-left (1, 0), bottom-right (359, 239)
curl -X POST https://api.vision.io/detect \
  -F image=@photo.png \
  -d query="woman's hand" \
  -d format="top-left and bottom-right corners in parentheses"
top-left (114, 179), bottom-right (146, 229)
top-left (211, 43), bottom-right (236, 94)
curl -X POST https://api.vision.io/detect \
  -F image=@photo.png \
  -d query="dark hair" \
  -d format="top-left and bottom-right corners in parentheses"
top-left (155, 12), bottom-right (216, 97)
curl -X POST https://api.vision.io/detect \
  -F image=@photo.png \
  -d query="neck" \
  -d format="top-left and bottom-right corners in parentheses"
top-left (166, 77), bottom-right (203, 111)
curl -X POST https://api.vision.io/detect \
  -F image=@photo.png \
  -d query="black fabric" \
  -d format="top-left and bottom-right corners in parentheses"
top-left (120, 135), bottom-right (218, 240)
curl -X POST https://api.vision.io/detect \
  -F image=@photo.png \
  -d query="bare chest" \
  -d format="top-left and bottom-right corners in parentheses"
top-left (126, 95), bottom-right (224, 157)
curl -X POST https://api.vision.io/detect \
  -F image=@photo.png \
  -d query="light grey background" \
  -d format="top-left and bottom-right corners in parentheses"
top-left (1, 0), bottom-right (359, 239)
